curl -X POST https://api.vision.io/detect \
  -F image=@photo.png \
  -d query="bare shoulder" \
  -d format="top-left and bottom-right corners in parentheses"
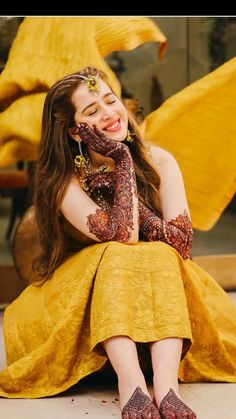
top-left (148, 143), bottom-right (191, 220)
top-left (148, 143), bottom-right (176, 168)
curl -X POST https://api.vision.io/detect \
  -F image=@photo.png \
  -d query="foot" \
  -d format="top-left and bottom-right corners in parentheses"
top-left (121, 386), bottom-right (161, 419)
top-left (159, 388), bottom-right (197, 419)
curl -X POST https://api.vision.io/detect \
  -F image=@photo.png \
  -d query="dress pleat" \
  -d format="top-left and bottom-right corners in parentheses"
top-left (0, 241), bottom-right (236, 398)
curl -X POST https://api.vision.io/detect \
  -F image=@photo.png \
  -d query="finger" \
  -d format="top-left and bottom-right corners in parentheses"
top-left (70, 125), bottom-right (80, 136)
top-left (93, 125), bottom-right (111, 142)
top-left (92, 124), bottom-right (103, 136)
top-left (77, 123), bottom-right (96, 137)
top-left (75, 124), bottom-right (100, 146)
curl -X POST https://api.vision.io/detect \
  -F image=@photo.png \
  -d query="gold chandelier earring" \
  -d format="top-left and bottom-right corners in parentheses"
top-left (74, 141), bottom-right (86, 168)
top-left (74, 141), bottom-right (90, 192)
top-left (126, 129), bottom-right (135, 143)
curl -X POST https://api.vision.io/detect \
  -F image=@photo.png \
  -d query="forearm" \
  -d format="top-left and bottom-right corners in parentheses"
top-left (139, 201), bottom-right (193, 259)
top-left (87, 149), bottom-right (138, 242)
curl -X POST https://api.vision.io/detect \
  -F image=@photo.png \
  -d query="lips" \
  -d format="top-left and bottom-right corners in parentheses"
top-left (103, 119), bottom-right (121, 132)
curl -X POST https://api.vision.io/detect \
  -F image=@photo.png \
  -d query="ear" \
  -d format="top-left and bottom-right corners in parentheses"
top-left (69, 126), bottom-right (82, 142)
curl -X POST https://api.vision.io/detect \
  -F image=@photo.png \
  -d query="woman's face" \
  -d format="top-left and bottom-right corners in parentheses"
top-left (71, 79), bottom-right (128, 142)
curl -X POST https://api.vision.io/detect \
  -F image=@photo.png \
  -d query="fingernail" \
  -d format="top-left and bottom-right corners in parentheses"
top-left (71, 126), bottom-right (79, 135)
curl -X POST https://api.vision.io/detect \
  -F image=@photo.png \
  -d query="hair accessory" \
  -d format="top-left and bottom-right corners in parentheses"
top-left (78, 74), bottom-right (100, 94)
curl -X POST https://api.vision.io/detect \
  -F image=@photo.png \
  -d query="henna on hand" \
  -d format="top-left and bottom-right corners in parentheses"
top-left (74, 123), bottom-right (128, 160)
top-left (139, 200), bottom-right (193, 260)
top-left (84, 172), bottom-right (192, 257)
top-left (74, 124), bottom-right (138, 242)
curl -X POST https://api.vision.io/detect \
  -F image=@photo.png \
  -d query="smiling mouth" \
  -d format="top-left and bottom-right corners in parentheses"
top-left (103, 119), bottom-right (121, 132)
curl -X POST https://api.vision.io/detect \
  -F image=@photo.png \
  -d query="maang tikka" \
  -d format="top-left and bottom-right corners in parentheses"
top-left (79, 74), bottom-right (101, 95)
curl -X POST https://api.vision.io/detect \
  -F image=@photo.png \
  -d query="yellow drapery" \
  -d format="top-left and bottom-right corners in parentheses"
top-left (0, 17), bottom-right (166, 160)
top-left (141, 58), bottom-right (236, 230)
top-left (0, 17), bottom-right (235, 230)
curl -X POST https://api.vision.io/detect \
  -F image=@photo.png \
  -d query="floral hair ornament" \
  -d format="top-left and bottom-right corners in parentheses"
top-left (78, 74), bottom-right (101, 95)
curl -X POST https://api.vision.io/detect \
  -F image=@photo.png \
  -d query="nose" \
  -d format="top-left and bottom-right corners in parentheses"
top-left (100, 104), bottom-right (115, 120)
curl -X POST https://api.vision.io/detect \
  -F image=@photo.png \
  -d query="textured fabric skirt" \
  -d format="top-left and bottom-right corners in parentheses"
top-left (0, 241), bottom-right (236, 398)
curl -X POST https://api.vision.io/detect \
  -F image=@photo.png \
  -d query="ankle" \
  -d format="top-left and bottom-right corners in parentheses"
top-left (154, 372), bottom-right (178, 387)
top-left (153, 374), bottom-right (179, 407)
top-left (118, 375), bottom-right (150, 410)
top-left (118, 375), bottom-right (149, 396)
top-left (118, 369), bottom-right (146, 387)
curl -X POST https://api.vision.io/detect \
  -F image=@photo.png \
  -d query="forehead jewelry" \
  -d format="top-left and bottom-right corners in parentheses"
top-left (79, 74), bottom-right (100, 94)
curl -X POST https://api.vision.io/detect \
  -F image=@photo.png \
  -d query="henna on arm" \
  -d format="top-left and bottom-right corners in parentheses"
top-left (76, 124), bottom-right (138, 242)
top-left (139, 200), bottom-right (193, 259)
top-left (87, 148), bottom-right (137, 242)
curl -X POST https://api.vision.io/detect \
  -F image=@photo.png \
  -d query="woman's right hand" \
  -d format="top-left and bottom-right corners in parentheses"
top-left (72, 123), bottom-right (128, 159)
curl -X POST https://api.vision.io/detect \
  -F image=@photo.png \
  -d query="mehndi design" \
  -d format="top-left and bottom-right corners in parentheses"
top-left (139, 200), bottom-right (193, 260)
top-left (122, 386), bottom-right (161, 419)
top-left (159, 388), bottom-right (197, 418)
top-left (82, 167), bottom-right (193, 257)
top-left (76, 124), bottom-right (137, 242)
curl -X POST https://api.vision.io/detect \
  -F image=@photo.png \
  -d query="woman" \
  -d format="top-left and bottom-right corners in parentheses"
top-left (1, 67), bottom-right (236, 419)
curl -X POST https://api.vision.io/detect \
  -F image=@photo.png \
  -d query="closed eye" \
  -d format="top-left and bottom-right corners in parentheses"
top-left (87, 100), bottom-right (116, 116)
top-left (88, 109), bottom-right (97, 116)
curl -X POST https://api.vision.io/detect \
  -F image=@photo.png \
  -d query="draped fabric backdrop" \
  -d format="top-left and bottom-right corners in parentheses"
top-left (0, 17), bottom-right (235, 230)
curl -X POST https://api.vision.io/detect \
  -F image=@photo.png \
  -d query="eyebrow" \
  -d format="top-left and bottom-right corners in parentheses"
top-left (81, 92), bottom-right (114, 114)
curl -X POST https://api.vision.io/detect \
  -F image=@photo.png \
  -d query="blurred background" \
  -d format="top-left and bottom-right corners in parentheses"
top-left (0, 16), bottom-right (236, 304)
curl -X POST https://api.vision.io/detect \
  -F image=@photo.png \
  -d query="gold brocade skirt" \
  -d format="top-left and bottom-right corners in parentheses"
top-left (0, 241), bottom-right (236, 398)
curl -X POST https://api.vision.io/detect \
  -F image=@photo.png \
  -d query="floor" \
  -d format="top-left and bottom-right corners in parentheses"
top-left (0, 197), bottom-right (236, 418)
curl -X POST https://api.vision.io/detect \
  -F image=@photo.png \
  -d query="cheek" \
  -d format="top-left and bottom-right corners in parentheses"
top-left (78, 116), bottom-right (99, 130)
top-left (115, 104), bottom-right (127, 121)
top-left (121, 110), bottom-right (128, 127)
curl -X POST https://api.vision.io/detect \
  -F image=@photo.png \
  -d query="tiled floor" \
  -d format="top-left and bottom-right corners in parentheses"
top-left (0, 198), bottom-right (236, 417)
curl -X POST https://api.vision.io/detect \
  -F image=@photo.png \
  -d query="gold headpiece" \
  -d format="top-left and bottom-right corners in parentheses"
top-left (79, 74), bottom-right (100, 94)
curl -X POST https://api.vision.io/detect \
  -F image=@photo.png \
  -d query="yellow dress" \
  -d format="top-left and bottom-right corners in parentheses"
top-left (0, 217), bottom-right (236, 398)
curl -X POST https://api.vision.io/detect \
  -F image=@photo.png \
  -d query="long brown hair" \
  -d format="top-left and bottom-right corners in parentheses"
top-left (33, 66), bottom-right (162, 283)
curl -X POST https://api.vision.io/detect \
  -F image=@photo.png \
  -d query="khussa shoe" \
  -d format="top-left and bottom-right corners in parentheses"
top-left (122, 386), bottom-right (161, 418)
top-left (159, 388), bottom-right (197, 418)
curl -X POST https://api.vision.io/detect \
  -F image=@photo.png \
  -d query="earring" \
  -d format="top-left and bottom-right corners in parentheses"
top-left (74, 141), bottom-right (86, 168)
top-left (126, 129), bottom-right (135, 143)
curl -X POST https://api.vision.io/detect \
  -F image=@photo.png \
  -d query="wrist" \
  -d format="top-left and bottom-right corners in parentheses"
top-left (107, 143), bottom-right (130, 161)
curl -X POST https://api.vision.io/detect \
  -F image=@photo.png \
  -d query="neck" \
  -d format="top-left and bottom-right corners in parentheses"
top-left (88, 149), bottom-right (115, 171)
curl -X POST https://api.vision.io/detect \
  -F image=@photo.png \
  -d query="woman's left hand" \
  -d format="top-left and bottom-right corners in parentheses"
top-left (72, 123), bottom-right (128, 159)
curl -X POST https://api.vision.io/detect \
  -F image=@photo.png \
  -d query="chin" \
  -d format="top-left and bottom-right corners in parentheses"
top-left (114, 132), bottom-right (127, 142)
top-left (114, 137), bottom-right (126, 143)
